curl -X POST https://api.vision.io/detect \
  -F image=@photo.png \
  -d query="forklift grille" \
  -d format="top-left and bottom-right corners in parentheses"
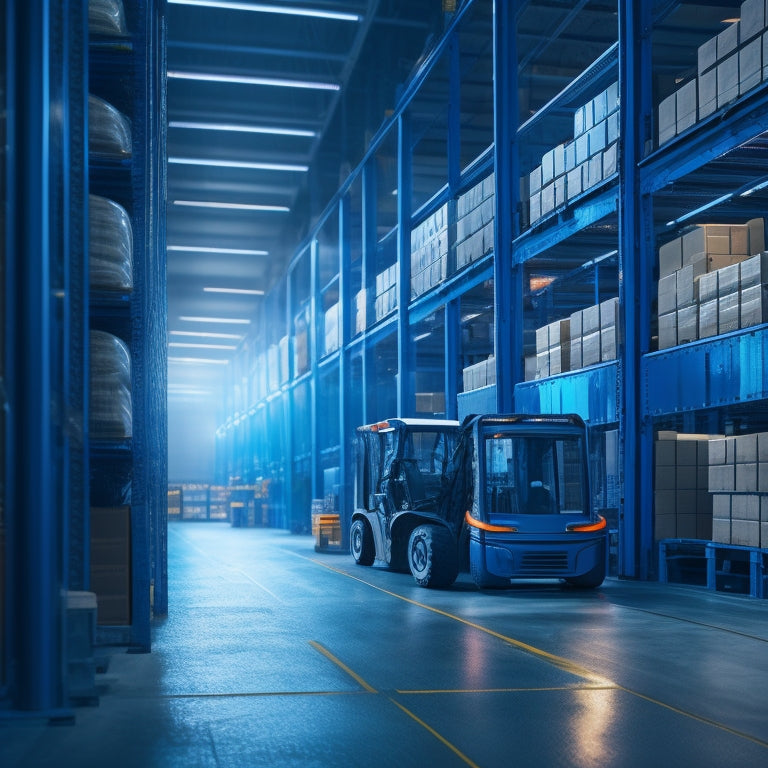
top-left (520, 552), bottom-right (569, 572)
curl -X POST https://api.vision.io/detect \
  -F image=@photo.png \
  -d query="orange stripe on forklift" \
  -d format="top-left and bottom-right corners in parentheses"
top-left (464, 510), bottom-right (517, 533)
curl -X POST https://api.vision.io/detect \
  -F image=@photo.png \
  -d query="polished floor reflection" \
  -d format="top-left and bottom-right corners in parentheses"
top-left (3, 523), bottom-right (768, 767)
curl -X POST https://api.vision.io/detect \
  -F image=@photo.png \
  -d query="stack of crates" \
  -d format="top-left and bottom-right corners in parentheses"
top-left (410, 204), bottom-right (448, 298)
top-left (455, 175), bottom-right (495, 269)
top-left (374, 264), bottom-right (398, 322)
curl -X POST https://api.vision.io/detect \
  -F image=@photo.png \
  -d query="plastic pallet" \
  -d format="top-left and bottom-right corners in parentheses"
top-left (705, 542), bottom-right (767, 599)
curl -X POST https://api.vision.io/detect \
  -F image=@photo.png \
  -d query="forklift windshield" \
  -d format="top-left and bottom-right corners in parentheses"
top-left (483, 431), bottom-right (586, 517)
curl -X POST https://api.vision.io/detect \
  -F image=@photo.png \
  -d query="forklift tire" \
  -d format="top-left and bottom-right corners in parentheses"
top-left (350, 519), bottom-right (375, 566)
top-left (407, 524), bottom-right (458, 588)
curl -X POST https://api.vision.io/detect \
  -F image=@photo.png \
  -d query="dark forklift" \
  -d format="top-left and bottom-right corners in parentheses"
top-left (350, 414), bottom-right (606, 590)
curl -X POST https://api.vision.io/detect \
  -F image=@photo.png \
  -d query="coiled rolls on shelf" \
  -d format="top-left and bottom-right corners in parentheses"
top-left (88, 0), bottom-right (129, 37)
top-left (89, 195), bottom-right (133, 291)
top-left (90, 330), bottom-right (132, 439)
top-left (88, 95), bottom-right (132, 158)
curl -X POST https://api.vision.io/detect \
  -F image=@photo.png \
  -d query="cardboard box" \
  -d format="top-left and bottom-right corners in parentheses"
top-left (574, 104), bottom-right (587, 137)
top-left (676, 439), bottom-right (698, 466)
top-left (583, 303), bottom-right (601, 334)
top-left (739, 252), bottom-right (768, 288)
top-left (740, 0), bottom-right (765, 42)
top-left (553, 144), bottom-right (566, 177)
top-left (758, 432), bottom-right (768, 461)
top-left (570, 335), bottom-right (583, 370)
top-left (600, 325), bottom-right (618, 361)
top-left (600, 297), bottom-right (619, 328)
top-left (698, 36), bottom-right (718, 74)
top-left (658, 273), bottom-right (677, 314)
top-left (603, 142), bottom-right (618, 177)
top-left (716, 21), bottom-right (740, 60)
top-left (658, 310), bottom-right (677, 349)
top-left (677, 304), bottom-right (698, 344)
top-left (718, 292), bottom-right (740, 334)
top-left (697, 514), bottom-right (713, 540)
top-left (676, 464), bottom-right (698, 490)
top-left (587, 152), bottom-right (603, 187)
top-left (697, 270), bottom-right (718, 302)
top-left (731, 519), bottom-right (760, 547)
top-left (709, 463), bottom-right (735, 491)
top-left (549, 343), bottom-right (570, 375)
top-left (541, 150), bottom-right (554, 184)
top-left (676, 513), bottom-right (698, 538)
top-left (732, 494), bottom-right (761, 521)
top-left (606, 81), bottom-right (619, 113)
top-left (676, 263), bottom-right (696, 307)
top-left (654, 490), bottom-right (677, 515)
top-left (582, 330), bottom-right (601, 367)
top-left (712, 493), bottom-right (731, 519)
top-left (535, 325), bottom-right (549, 353)
top-left (748, 217), bottom-right (765, 253)
top-left (698, 67), bottom-right (718, 119)
top-left (658, 92), bottom-right (677, 145)
top-left (588, 121), bottom-right (607, 156)
top-left (659, 237), bottom-right (683, 278)
top-left (607, 111), bottom-right (619, 144)
top-left (569, 308), bottom-right (583, 340)
top-left (736, 462), bottom-right (758, 492)
top-left (708, 437), bottom-right (727, 465)
top-left (655, 512), bottom-right (677, 540)
top-left (576, 132), bottom-right (590, 164)
top-left (567, 165), bottom-right (583, 199)
top-left (655, 464), bottom-right (676, 490)
top-left (655, 437), bottom-right (677, 467)
top-left (529, 191), bottom-right (541, 224)
top-left (676, 80), bottom-right (698, 133)
top-left (536, 351), bottom-right (550, 379)
top-left (712, 517), bottom-right (731, 544)
top-left (718, 262), bottom-right (741, 296)
top-left (717, 53), bottom-right (740, 108)
top-left (698, 299), bottom-right (719, 338)
top-left (735, 433), bottom-right (758, 462)
top-left (741, 37), bottom-right (762, 94)
top-left (541, 182), bottom-right (555, 216)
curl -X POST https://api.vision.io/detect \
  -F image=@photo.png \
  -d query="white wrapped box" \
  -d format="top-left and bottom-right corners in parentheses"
top-left (582, 330), bottom-right (601, 367)
top-left (716, 21), bottom-right (740, 60)
top-left (676, 80), bottom-right (698, 134)
top-left (698, 36), bottom-right (717, 75)
top-left (600, 325), bottom-right (618, 361)
top-left (717, 53), bottom-right (740, 108)
top-left (718, 262), bottom-right (741, 296)
top-left (677, 304), bottom-right (698, 344)
top-left (740, 37), bottom-right (762, 95)
top-left (698, 68), bottom-right (718, 119)
top-left (567, 165), bottom-right (583, 200)
top-left (698, 298), bottom-right (719, 338)
top-left (658, 92), bottom-right (676, 146)
top-left (603, 142), bottom-right (618, 178)
top-left (659, 236), bottom-right (683, 278)
top-left (658, 311), bottom-right (677, 349)
top-left (739, 252), bottom-right (768, 288)
top-left (718, 292), bottom-right (740, 333)
top-left (676, 263), bottom-right (696, 308)
top-left (740, 283), bottom-right (768, 327)
top-left (740, 0), bottom-right (764, 42)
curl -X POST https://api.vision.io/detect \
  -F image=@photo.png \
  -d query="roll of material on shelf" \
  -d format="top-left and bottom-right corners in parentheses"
top-left (88, 95), bottom-right (132, 158)
top-left (90, 330), bottom-right (132, 439)
top-left (88, 0), bottom-right (129, 37)
top-left (89, 195), bottom-right (133, 291)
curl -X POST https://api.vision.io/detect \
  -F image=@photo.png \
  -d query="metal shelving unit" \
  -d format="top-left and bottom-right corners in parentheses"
top-left (219, 0), bottom-right (768, 587)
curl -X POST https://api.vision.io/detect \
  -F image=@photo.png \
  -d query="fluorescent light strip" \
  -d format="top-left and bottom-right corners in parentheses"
top-left (167, 0), bottom-right (361, 22)
top-left (170, 330), bottom-right (243, 339)
top-left (168, 388), bottom-right (216, 396)
top-left (167, 70), bottom-right (339, 92)
top-left (168, 157), bottom-right (308, 172)
top-left (179, 316), bottom-right (251, 324)
top-left (168, 357), bottom-right (230, 364)
top-left (168, 121), bottom-right (316, 138)
top-left (168, 245), bottom-right (269, 256)
top-left (173, 200), bottom-right (289, 212)
top-left (203, 287), bottom-right (265, 296)
top-left (168, 342), bottom-right (238, 350)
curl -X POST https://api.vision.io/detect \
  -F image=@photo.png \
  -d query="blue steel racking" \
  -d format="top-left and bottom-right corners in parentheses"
top-left (220, 0), bottom-right (768, 583)
top-left (2, 0), bottom-right (166, 714)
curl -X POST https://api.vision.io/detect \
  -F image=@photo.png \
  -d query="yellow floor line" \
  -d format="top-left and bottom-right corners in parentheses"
top-left (396, 684), bottom-right (616, 695)
top-left (388, 697), bottom-right (482, 768)
top-left (309, 640), bottom-right (377, 693)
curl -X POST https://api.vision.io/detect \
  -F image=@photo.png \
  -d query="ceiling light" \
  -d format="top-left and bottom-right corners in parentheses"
top-left (167, 0), bottom-right (361, 22)
top-left (168, 157), bottom-right (308, 172)
top-left (168, 357), bottom-right (230, 364)
top-left (168, 245), bottom-right (269, 256)
top-left (172, 200), bottom-right (289, 212)
top-left (168, 342), bottom-right (238, 350)
top-left (413, 332), bottom-right (431, 342)
top-left (179, 316), bottom-right (251, 324)
top-left (167, 70), bottom-right (339, 92)
top-left (203, 287), bottom-right (265, 295)
top-left (170, 330), bottom-right (243, 339)
top-left (168, 120), bottom-right (315, 138)
top-left (168, 388), bottom-right (216, 396)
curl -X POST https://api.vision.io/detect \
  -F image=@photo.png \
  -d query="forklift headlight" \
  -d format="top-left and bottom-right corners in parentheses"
top-left (566, 515), bottom-right (607, 533)
top-left (464, 510), bottom-right (517, 533)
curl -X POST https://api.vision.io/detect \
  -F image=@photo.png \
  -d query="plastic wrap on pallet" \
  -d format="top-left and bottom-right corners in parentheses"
top-left (88, 0), bottom-right (129, 36)
top-left (89, 195), bottom-right (133, 291)
top-left (90, 330), bottom-right (132, 439)
top-left (88, 95), bottom-right (132, 158)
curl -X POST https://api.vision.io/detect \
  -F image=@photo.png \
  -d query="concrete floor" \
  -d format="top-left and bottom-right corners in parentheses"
top-left (3, 522), bottom-right (768, 767)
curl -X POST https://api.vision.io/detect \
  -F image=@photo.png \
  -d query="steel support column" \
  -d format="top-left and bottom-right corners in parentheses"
top-left (397, 113), bottom-right (413, 416)
top-left (8, 0), bottom-right (63, 712)
top-left (618, 0), bottom-right (654, 579)
top-left (310, 239), bottom-right (320, 502)
top-left (493, 0), bottom-right (519, 411)
top-left (338, 193), bottom-right (351, 541)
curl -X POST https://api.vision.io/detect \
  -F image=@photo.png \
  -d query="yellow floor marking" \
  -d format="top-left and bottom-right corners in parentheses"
top-left (303, 554), bottom-right (768, 750)
top-left (397, 684), bottom-right (616, 695)
top-left (309, 640), bottom-right (377, 693)
top-left (388, 697), bottom-right (482, 768)
top-left (303, 556), bottom-right (609, 685)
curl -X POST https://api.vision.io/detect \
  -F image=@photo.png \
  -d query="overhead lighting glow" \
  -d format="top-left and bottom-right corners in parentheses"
top-left (170, 330), bottom-right (243, 339)
top-left (168, 357), bottom-right (230, 364)
top-left (172, 200), bottom-right (289, 212)
top-left (203, 287), bottom-right (265, 296)
top-left (168, 388), bottom-right (216, 396)
top-left (179, 316), bottom-right (251, 324)
top-left (167, 0), bottom-right (361, 22)
top-left (168, 245), bottom-right (269, 256)
top-left (168, 157), bottom-right (308, 172)
top-left (167, 70), bottom-right (340, 92)
top-left (168, 121), bottom-right (316, 138)
top-left (168, 342), bottom-right (238, 350)
top-left (413, 332), bottom-right (431, 342)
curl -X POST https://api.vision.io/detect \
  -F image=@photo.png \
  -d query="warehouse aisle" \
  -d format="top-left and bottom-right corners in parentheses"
top-left (3, 522), bottom-right (768, 767)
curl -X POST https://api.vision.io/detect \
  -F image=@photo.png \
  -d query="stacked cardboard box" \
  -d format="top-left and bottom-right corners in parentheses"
top-left (416, 391), bottom-right (447, 414)
top-left (534, 318), bottom-right (570, 379)
top-left (374, 264), bottom-right (398, 322)
top-left (524, 297), bottom-right (620, 381)
top-left (659, 0), bottom-right (767, 147)
top-left (456, 174), bottom-right (495, 269)
top-left (324, 303), bottom-right (340, 356)
top-left (654, 432), bottom-right (715, 541)
top-left (657, 219), bottom-right (766, 349)
top-left (528, 82), bottom-right (619, 227)
top-left (410, 204), bottom-right (448, 298)
top-left (462, 356), bottom-right (496, 392)
top-left (708, 433), bottom-right (768, 547)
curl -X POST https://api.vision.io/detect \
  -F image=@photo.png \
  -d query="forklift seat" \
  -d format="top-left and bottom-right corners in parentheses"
top-left (400, 459), bottom-right (427, 506)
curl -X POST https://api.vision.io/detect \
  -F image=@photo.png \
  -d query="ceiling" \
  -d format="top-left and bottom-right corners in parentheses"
top-left (165, 0), bottom-right (750, 400)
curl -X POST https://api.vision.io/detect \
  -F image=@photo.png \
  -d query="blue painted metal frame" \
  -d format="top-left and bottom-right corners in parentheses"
top-left (643, 326), bottom-right (768, 415)
top-left (515, 362), bottom-right (619, 425)
top-left (396, 112), bottom-right (413, 416)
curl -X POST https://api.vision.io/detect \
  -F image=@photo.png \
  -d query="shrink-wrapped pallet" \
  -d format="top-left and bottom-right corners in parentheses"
top-left (88, 95), bottom-right (132, 158)
top-left (88, 0), bottom-right (129, 36)
top-left (90, 330), bottom-right (132, 439)
top-left (89, 195), bottom-right (133, 291)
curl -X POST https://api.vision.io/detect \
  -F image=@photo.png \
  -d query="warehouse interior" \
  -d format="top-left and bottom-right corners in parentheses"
top-left (3, 0), bottom-right (768, 763)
